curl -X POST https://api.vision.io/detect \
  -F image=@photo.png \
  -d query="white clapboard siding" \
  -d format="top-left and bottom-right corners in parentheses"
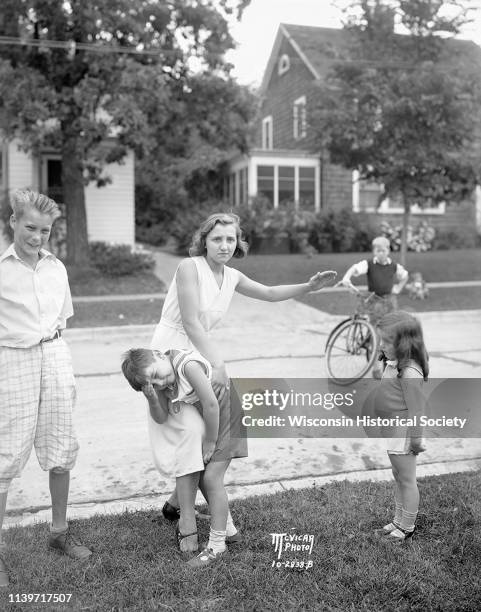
top-left (8, 139), bottom-right (37, 191)
top-left (85, 151), bottom-right (135, 246)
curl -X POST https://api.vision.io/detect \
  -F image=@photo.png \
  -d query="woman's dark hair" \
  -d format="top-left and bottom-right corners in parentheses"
top-left (378, 311), bottom-right (429, 380)
top-left (189, 212), bottom-right (249, 259)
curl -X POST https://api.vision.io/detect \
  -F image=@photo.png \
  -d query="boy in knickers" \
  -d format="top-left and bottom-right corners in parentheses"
top-left (0, 190), bottom-right (91, 588)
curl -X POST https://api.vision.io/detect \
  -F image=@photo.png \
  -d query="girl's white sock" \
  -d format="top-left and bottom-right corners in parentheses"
top-left (400, 509), bottom-right (417, 532)
top-left (207, 528), bottom-right (226, 555)
top-left (226, 511), bottom-right (237, 537)
top-left (394, 501), bottom-right (403, 526)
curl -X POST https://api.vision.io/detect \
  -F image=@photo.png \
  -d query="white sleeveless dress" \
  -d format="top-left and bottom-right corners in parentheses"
top-left (149, 256), bottom-right (240, 477)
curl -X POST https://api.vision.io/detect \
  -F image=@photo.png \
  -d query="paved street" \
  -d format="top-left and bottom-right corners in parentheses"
top-left (6, 290), bottom-right (481, 518)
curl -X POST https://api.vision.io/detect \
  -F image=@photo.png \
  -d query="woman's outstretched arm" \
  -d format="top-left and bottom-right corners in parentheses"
top-left (235, 270), bottom-right (337, 301)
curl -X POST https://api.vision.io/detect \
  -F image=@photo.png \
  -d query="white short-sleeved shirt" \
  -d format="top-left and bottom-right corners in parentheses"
top-left (343, 257), bottom-right (408, 282)
top-left (0, 244), bottom-right (73, 348)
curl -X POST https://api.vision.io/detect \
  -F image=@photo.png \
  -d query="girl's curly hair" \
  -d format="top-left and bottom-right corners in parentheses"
top-left (378, 310), bottom-right (429, 380)
top-left (189, 213), bottom-right (248, 259)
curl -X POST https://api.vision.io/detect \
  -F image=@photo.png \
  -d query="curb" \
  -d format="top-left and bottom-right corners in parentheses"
top-left (4, 457), bottom-right (481, 529)
top-left (64, 308), bottom-right (481, 342)
top-left (70, 281), bottom-right (481, 302)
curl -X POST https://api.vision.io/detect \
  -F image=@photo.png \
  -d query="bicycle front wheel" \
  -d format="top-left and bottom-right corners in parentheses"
top-left (326, 318), bottom-right (378, 384)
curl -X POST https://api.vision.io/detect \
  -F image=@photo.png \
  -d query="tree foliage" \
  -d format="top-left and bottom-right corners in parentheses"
top-left (0, 0), bottom-right (252, 263)
top-left (312, 0), bottom-right (481, 262)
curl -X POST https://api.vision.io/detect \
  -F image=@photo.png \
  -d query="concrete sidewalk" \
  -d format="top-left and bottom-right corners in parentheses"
top-left (5, 250), bottom-right (481, 525)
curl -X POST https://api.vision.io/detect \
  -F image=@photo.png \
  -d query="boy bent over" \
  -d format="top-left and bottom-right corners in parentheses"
top-left (0, 189), bottom-right (91, 588)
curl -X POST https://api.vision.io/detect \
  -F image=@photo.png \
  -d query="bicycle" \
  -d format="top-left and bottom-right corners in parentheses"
top-left (325, 286), bottom-right (381, 385)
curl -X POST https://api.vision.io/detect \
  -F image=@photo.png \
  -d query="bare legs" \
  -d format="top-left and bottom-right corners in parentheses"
top-left (200, 460), bottom-right (230, 531)
top-left (389, 454), bottom-right (419, 514)
top-left (176, 472), bottom-right (200, 552)
top-left (49, 471), bottom-right (69, 531)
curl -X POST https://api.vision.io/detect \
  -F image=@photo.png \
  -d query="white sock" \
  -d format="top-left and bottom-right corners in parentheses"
top-left (50, 522), bottom-right (68, 534)
top-left (226, 511), bottom-right (237, 537)
top-left (400, 509), bottom-right (417, 532)
top-left (207, 528), bottom-right (226, 555)
top-left (394, 501), bottom-right (403, 526)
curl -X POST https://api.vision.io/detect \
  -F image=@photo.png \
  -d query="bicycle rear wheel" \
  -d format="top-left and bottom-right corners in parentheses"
top-left (326, 318), bottom-right (378, 384)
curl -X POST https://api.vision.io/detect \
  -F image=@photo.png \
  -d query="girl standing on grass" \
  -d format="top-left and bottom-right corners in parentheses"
top-left (374, 311), bottom-right (429, 543)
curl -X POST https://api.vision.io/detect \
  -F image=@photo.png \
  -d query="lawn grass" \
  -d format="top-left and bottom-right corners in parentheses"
top-left (231, 249), bottom-right (481, 284)
top-left (67, 266), bottom-right (164, 296)
top-left (69, 299), bottom-right (164, 328)
top-left (299, 286), bottom-right (481, 315)
top-left (1, 471), bottom-right (479, 611)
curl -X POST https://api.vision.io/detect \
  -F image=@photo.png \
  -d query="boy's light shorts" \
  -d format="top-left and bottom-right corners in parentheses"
top-left (0, 338), bottom-right (79, 492)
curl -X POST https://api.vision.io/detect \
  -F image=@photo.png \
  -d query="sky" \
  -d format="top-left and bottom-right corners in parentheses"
top-left (226, 0), bottom-right (481, 86)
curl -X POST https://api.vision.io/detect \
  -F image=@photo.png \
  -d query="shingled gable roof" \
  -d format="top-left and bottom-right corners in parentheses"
top-left (260, 23), bottom-right (481, 94)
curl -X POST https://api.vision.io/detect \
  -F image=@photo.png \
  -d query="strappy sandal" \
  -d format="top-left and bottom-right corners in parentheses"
top-left (175, 524), bottom-right (198, 553)
top-left (385, 526), bottom-right (415, 544)
top-left (373, 522), bottom-right (401, 537)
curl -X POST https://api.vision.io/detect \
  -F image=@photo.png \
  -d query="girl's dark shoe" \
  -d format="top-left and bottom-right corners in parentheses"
top-left (0, 553), bottom-right (9, 588)
top-left (159, 502), bottom-right (210, 523)
top-left (162, 501), bottom-right (180, 521)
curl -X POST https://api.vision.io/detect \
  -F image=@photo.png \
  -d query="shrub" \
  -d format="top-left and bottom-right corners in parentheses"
top-left (432, 228), bottom-right (478, 250)
top-left (89, 242), bottom-right (155, 276)
top-left (380, 220), bottom-right (436, 252)
top-left (310, 208), bottom-right (377, 253)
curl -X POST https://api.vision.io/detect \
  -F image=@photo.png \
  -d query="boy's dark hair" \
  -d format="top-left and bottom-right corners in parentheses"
top-left (121, 348), bottom-right (156, 391)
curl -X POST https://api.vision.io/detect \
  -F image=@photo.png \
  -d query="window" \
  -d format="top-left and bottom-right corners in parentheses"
top-left (256, 163), bottom-right (318, 209)
top-left (239, 167), bottom-right (248, 205)
top-left (42, 156), bottom-right (64, 203)
top-left (278, 54), bottom-right (290, 76)
top-left (257, 165), bottom-right (274, 204)
top-left (262, 116), bottom-right (273, 150)
top-left (358, 179), bottom-right (383, 212)
top-left (353, 172), bottom-right (445, 215)
top-left (299, 167), bottom-right (315, 209)
top-left (278, 166), bottom-right (295, 207)
top-left (293, 96), bottom-right (307, 140)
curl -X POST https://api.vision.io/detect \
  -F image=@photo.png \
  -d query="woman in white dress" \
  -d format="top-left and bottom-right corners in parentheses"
top-left (150, 213), bottom-right (337, 557)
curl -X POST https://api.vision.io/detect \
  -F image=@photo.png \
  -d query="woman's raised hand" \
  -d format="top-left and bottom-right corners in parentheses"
top-left (308, 270), bottom-right (337, 292)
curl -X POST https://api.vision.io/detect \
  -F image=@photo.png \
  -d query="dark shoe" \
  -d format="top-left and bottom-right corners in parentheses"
top-left (226, 531), bottom-right (242, 545)
top-left (162, 501), bottom-right (181, 521)
top-left (187, 547), bottom-right (227, 568)
top-left (175, 524), bottom-right (198, 553)
top-left (49, 530), bottom-right (92, 560)
top-left (0, 552), bottom-right (9, 588)
top-left (160, 502), bottom-right (210, 522)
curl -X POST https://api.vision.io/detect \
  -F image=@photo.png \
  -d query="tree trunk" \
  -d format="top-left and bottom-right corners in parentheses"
top-left (400, 196), bottom-right (410, 267)
top-left (62, 140), bottom-right (90, 266)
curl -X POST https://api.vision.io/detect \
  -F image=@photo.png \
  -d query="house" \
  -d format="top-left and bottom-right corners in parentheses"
top-left (0, 136), bottom-right (134, 251)
top-left (227, 24), bottom-right (481, 236)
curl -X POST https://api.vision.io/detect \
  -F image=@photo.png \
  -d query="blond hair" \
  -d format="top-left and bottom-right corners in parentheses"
top-left (372, 236), bottom-right (390, 249)
top-left (10, 189), bottom-right (61, 220)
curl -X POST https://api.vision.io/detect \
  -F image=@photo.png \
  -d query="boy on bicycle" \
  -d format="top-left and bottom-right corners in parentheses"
top-left (338, 236), bottom-right (408, 377)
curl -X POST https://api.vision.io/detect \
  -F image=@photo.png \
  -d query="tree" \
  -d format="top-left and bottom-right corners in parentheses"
top-left (0, 0), bottom-right (250, 265)
top-left (311, 0), bottom-right (481, 263)
top-left (135, 71), bottom-right (256, 241)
